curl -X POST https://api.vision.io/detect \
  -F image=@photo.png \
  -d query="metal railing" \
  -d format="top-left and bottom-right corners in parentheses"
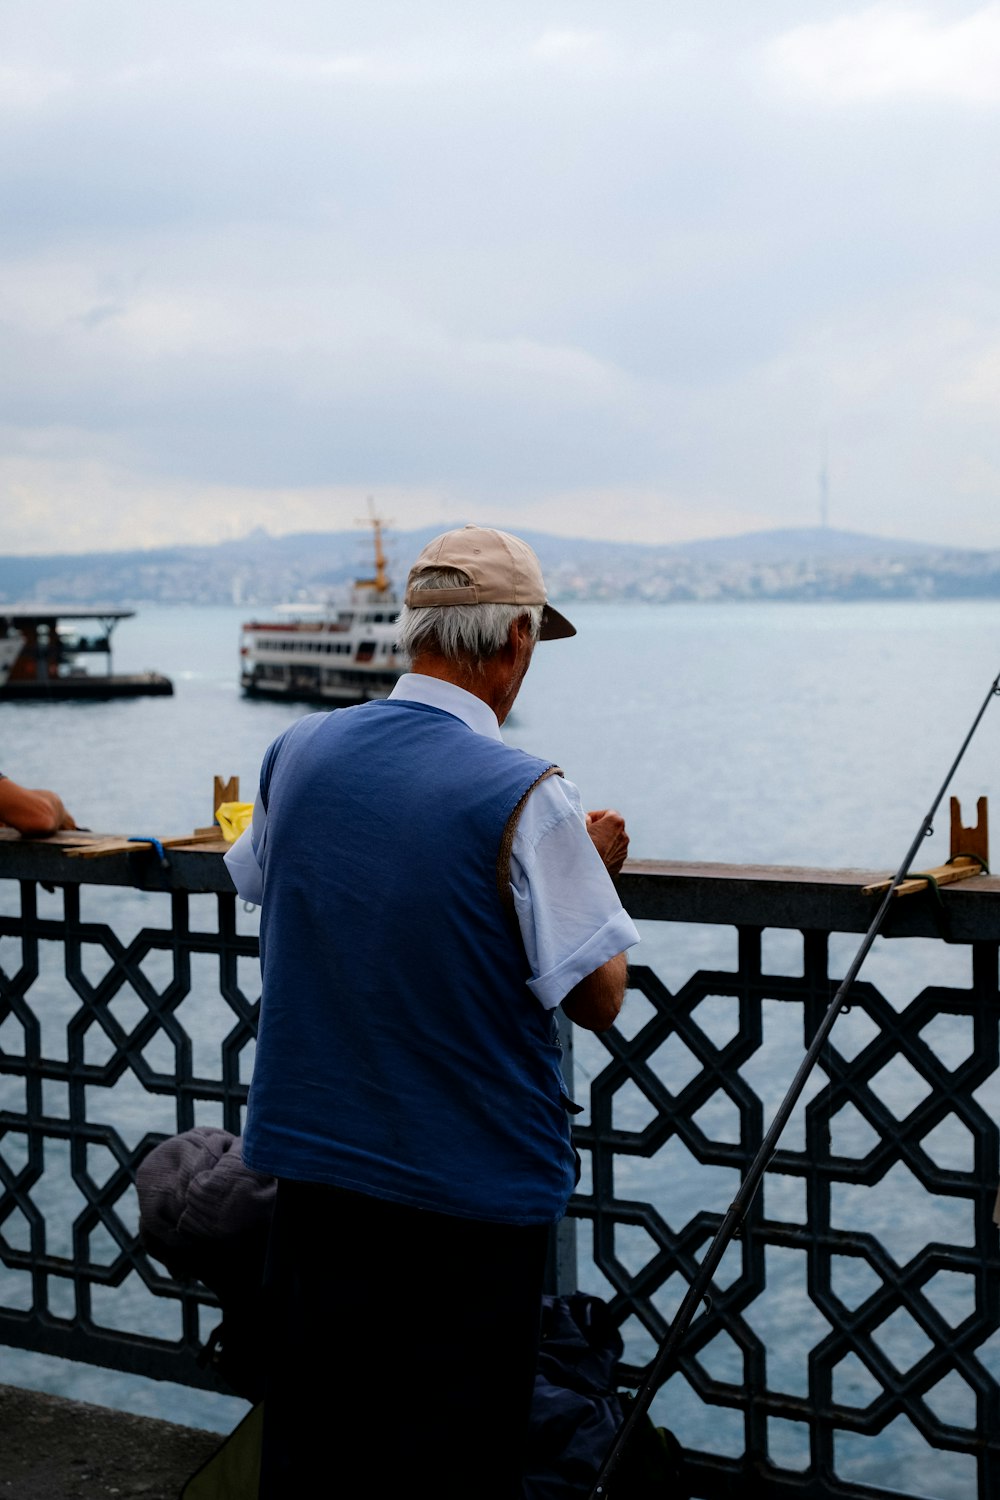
top-left (1, 836), bottom-right (999, 1499)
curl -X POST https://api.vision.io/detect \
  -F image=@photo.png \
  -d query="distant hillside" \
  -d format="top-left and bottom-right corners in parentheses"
top-left (0, 525), bottom-right (995, 608)
top-left (661, 526), bottom-right (966, 564)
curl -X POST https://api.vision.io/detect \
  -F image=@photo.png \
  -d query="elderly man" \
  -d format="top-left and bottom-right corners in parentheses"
top-left (225, 524), bottom-right (639, 1498)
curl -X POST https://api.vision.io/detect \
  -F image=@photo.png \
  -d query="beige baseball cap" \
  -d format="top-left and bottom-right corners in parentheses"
top-left (404, 524), bottom-right (576, 640)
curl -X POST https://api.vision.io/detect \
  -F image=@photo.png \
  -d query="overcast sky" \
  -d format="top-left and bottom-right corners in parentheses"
top-left (2, 1), bottom-right (1000, 554)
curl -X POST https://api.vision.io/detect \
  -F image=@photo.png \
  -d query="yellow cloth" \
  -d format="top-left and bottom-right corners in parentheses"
top-left (215, 801), bottom-right (254, 843)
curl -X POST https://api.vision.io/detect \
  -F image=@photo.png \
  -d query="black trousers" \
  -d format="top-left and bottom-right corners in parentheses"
top-left (257, 1179), bottom-right (550, 1499)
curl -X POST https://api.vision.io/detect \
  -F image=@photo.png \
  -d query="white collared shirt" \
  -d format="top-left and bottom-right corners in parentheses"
top-left (224, 674), bottom-right (639, 1009)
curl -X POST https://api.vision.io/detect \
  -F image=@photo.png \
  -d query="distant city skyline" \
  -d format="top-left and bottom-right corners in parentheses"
top-left (3, 518), bottom-right (996, 615)
top-left (2, 3), bottom-right (999, 556)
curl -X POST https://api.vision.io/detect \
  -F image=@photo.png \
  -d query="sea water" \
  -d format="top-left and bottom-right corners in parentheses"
top-left (4, 597), bottom-right (1000, 867)
top-left (2, 599), bottom-right (1000, 1493)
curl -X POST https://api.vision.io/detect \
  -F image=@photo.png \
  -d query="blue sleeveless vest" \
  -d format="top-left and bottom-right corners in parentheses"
top-left (242, 698), bottom-right (577, 1225)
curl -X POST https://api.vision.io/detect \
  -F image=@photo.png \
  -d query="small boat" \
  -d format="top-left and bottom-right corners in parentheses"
top-left (0, 607), bottom-right (173, 700)
top-left (239, 511), bottom-right (405, 706)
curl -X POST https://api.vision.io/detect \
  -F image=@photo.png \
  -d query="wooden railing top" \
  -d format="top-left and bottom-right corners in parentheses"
top-left (4, 828), bottom-right (1000, 938)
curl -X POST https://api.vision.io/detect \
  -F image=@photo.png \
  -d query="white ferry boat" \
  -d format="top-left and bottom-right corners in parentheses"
top-left (239, 514), bottom-right (406, 705)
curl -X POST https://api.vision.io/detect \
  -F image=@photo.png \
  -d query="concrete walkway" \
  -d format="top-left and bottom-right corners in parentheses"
top-left (0, 1383), bottom-right (224, 1500)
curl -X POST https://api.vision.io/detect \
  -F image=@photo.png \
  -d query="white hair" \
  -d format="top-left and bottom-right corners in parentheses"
top-left (395, 568), bottom-right (543, 664)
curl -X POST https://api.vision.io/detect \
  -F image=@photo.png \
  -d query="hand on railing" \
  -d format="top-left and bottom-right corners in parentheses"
top-left (586, 809), bottom-right (629, 878)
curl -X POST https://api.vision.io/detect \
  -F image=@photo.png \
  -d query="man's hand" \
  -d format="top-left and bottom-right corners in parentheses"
top-left (0, 780), bottom-right (76, 837)
top-left (586, 808), bottom-right (629, 878)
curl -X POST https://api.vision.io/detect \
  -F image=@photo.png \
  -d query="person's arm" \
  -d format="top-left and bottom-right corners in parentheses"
top-left (561, 949), bottom-right (628, 1033)
top-left (511, 780), bottom-right (638, 1027)
top-left (0, 779), bottom-right (76, 836)
top-left (556, 805), bottom-right (630, 1030)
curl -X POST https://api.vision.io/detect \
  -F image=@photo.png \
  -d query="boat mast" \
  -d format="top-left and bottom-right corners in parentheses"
top-left (354, 497), bottom-right (393, 598)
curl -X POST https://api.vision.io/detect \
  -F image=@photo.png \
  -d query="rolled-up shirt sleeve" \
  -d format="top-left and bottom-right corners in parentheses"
top-left (511, 777), bottom-right (640, 1011)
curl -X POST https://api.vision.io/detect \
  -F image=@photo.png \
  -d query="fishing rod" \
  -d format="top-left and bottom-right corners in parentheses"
top-left (589, 665), bottom-right (1000, 1500)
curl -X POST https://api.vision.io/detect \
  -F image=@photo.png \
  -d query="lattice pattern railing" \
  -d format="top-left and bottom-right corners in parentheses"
top-left (571, 920), bottom-right (1000, 1499)
top-left (2, 839), bottom-right (999, 1499)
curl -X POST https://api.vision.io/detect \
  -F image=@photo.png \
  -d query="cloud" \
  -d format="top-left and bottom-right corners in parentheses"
top-left (530, 29), bottom-right (613, 65)
top-left (0, 62), bottom-right (72, 110)
top-left (768, 2), bottom-right (1000, 106)
top-left (0, 438), bottom-right (454, 553)
top-left (0, 430), bottom-right (756, 555)
top-left (1, 3), bottom-right (999, 555)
